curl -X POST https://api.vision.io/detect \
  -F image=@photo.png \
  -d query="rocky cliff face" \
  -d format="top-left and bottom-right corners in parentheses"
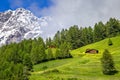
top-left (0, 8), bottom-right (43, 45)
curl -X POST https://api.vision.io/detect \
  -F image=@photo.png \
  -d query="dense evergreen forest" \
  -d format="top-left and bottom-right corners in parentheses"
top-left (45, 18), bottom-right (120, 49)
top-left (0, 38), bottom-right (72, 80)
top-left (0, 18), bottom-right (120, 80)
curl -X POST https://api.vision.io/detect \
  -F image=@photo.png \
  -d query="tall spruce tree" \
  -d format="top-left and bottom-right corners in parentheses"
top-left (106, 18), bottom-right (120, 37)
top-left (93, 22), bottom-right (105, 42)
top-left (59, 42), bottom-right (72, 58)
top-left (47, 48), bottom-right (54, 60)
top-left (53, 31), bottom-right (61, 48)
top-left (101, 49), bottom-right (118, 75)
top-left (30, 37), bottom-right (46, 64)
top-left (55, 48), bottom-right (61, 59)
top-left (67, 25), bottom-right (81, 49)
top-left (23, 54), bottom-right (33, 71)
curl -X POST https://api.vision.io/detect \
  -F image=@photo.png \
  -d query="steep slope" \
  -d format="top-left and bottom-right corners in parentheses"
top-left (0, 8), bottom-right (43, 45)
top-left (30, 36), bottom-right (120, 80)
top-left (0, 8), bottom-right (61, 46)
top-left (71, 36), bottom-right (120, 56)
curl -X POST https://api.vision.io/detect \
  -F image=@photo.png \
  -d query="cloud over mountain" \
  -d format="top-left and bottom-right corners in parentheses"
top-left (3, 0), bottom-right (120, 38)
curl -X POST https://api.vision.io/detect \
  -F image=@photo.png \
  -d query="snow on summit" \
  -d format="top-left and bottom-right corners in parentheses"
top-left (0, 8), bottom-right (43, 45)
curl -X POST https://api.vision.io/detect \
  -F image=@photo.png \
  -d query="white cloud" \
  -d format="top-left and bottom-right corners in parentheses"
top-left (38, 0), bottom-right (120, 38)
top-left (41, 0), bottom-right (120, 27)
top-left (8, 0), bottom-right (120, 38)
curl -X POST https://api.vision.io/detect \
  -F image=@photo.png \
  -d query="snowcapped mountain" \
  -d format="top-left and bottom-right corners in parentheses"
top-left (0, 8), bottom-right (63, 46)
top-left (0, 8), bottom-right (44, 45)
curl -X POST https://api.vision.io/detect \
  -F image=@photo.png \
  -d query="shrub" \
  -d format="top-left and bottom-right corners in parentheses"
top-left (51, 69), bottom-right (59, 73)
top-left (67, 77), bottom-right (78, 80)
top-left (108, 38), bottom-right (113, 46)
top-left (42, 66), bottom-right (48, 70)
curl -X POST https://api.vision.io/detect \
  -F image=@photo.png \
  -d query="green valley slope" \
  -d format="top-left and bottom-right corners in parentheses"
top-left (30, 36), bottom-right (120, 80)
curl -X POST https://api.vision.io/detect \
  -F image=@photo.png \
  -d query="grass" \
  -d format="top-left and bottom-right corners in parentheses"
top-left (30, 36), bottom-right (120, 80)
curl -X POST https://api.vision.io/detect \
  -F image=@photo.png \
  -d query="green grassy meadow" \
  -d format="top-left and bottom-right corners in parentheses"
top-left (30, 36), bottom-right (120, 80)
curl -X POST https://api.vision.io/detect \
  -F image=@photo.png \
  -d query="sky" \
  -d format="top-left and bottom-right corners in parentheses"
top-left (1, 0), bottom-right (120, 38)
top-left (0, 0), bottom-right (53, 16)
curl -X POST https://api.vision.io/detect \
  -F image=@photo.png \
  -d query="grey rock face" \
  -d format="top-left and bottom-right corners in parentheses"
top-left (0, 11), bottom-right (12, 23)
top-left (0, 8), bottom-right (42, 46)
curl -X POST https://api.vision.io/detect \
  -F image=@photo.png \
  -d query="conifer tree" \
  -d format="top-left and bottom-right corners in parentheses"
top-left (55, 48), bottom-right (61, 59)
top-left (101, 49), bottom-right (118, 75)
top-left (59, 42), bottom-right (72, 58)
top-left (23, 54), bottom-right (33, 71)
top-left (47, 48), bottom-right (54, 60)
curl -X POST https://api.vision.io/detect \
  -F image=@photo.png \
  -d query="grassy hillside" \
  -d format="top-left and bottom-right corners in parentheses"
top-left (30, 36), bottom-right (120, 80)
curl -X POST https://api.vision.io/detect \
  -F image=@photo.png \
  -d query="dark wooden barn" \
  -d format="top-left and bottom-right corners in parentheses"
top-left (85, 49), bottom-right (98, 54)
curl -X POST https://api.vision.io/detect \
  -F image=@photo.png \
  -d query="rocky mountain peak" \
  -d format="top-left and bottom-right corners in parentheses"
top-left (0, 8), bottom-right (42, 46)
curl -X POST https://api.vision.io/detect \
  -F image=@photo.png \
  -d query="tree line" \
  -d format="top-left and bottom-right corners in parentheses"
top-left (0, 37), bottom-right (72, 80)
top-left (46, 18), bottom-right (120, 49)
top-left (0, 17), bottom-right (120, 79)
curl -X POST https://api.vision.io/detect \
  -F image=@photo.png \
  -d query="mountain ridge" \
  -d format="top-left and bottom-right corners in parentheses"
top-left (0, 8), bottom-right (47, 46)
